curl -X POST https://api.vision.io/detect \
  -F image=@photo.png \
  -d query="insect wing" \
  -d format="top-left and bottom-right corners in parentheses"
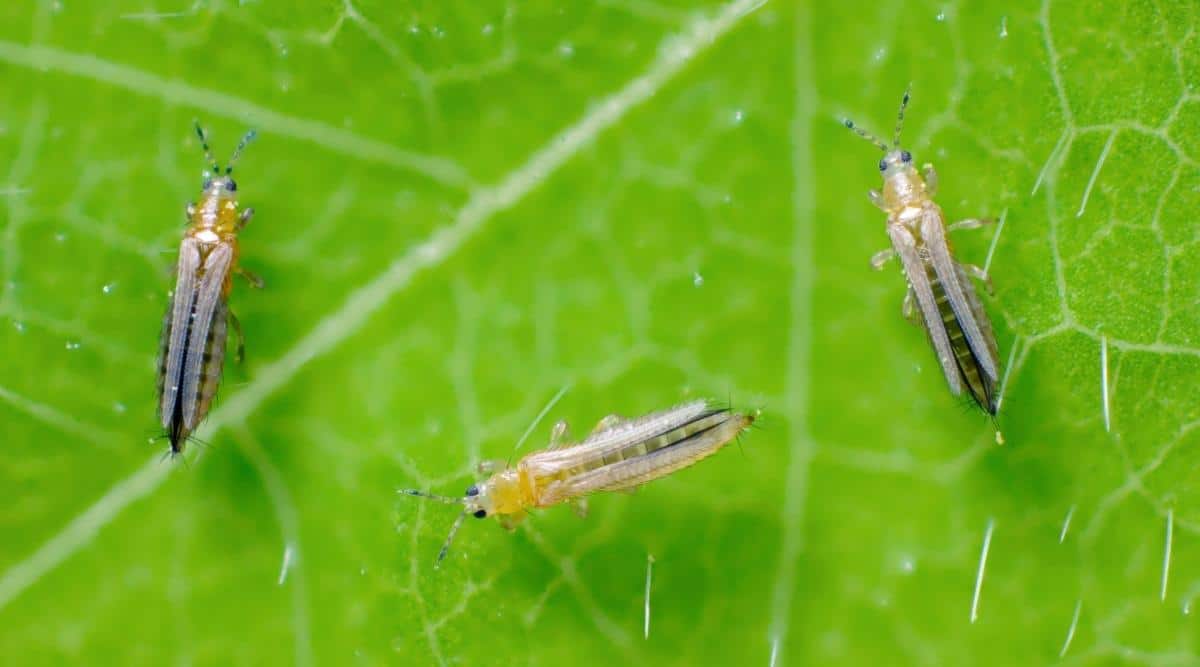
top-left (159, 236), bottom-right (202, 428)
top-left (954, 262), bottom-right (1000, 370)
top-left (887, 222), bottom-right (964, 394)
top-left (920, 207), bottom-right (998, 381)
top-left (529, 399), bottom-right (716, 469)
top-left (541, 412), bottom-right (749, 504)
top-left (181, 243), bottom-right (233, 427)
top-left (194, 298), bottom-right (230, 422)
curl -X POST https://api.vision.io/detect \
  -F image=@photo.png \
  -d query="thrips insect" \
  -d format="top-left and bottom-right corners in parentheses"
top-left (157, 122), bottom-right (261, 456)
top-left (401, 399), bottom-right (756, 565)
top-left (844, 89), bottom-right (1002, 415)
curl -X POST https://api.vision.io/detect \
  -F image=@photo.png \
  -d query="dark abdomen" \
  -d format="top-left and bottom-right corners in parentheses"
top-left (157, 295), bottom-right (229, 454)
top-left (927, 265), bottom-right (998, 414)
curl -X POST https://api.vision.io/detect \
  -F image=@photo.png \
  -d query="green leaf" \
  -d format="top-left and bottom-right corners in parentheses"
top-left (1, 0), bottom-right (1197, 664)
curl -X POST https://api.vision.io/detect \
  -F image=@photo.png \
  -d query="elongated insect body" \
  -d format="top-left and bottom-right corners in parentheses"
top-left (400, 399), bottom-right (755, 565)
top-left (157, 123), bottom-right (259, 455)
top-left (845, 90), bottom-right (1002, 414)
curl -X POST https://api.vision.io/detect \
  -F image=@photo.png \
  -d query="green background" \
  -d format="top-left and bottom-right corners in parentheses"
top-left (2, 0), bottom-right (1199, 664)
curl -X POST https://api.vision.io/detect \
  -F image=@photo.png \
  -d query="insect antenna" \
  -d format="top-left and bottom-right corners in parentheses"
top-left (226, 129), bottom-right (258, 174)
top-left (397, 488), bottom-right (464, 504)
top-left (397, 489), bottom-right (474, 565)
top-left (842, 118), bottom-right (888, 152)
top-left (193, 120), bottom-right (219, 173)
top-left (893, 85), bottom-right (912, 148)
top-left (435, 510), bottom-right (469, 567)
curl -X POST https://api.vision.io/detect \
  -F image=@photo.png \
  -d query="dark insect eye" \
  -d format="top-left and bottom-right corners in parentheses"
top-left (226, 179), bottom-right (237, 192)
top-left (878, 159), bottom-right (888, 172)
top-left (901, 150), bottom-right (912, 163)
top-left (465, 485), bottom-right (479, 497)
top-left (473, 509), bottom-right (487, 519)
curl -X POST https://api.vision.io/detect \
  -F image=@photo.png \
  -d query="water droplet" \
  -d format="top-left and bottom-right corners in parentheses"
top-left (65, 340), bottom-right (81, 350)
top-left (432, 25), bottom-right (445, 39)
top-left (899, 554), bottom-right (916, 574)
top-left (279, 44), bottom-right (289, 57)
top-left (693, 272), bottom-right (704, 287)
top-left (359, 567), bottom-right (367, 576)
top-left (731, 109), bottom-right (745, 125)
top-left (391, 637), bottom-right (404, 652)
top-left (12, 320), bottom-right (25, 333)
top-left (722, 194), bottom-right (733, 205)
top-left (999, 16), bottom-right (1008, 38)
top-left (113, 402), bottom-right (127, 415)
top-left (935, 10), bottom-right (946, 22)
top-left (557, 41), bottom-right (575, 58)
top-left (102, 282), bottom-right (116, 294)
top-left (481, 23), bottom-right (494, 36)
top-left (408, 24), bottom-right (420, 35)
top-left (54, 231), bottom-right (67, 242)
top-left (873, 46), bottom-right (887, 62)
top-left (1184, 600), bottom-right (1193, 615)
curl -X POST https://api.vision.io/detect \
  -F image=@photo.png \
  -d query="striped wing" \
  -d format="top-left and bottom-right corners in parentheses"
top-left (159, 236), bottom-right (201, 428)
top-left (538, 411), bottom-right (750, 505)
top-left (189, 298), bottom-right (229, 428)
top-left (524, 399), bottom-right (717, 470)
top-left (181, 243), bottom-right (233, 427)
top-left (887, 222), bottom-right (963, 394)
top-left (919, 206), bottom-right (999, 381)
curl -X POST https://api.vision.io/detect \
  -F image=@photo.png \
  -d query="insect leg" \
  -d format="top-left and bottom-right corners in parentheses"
top-left (227, 308), bottom-right (246, 364)
top-left (590, 414), bottom-right (624, 435)
top-left (946, 217), bottom-right (994, 233)
top-left (960, 263), bottom-right (995, 296)
top-left (868, 189), bottom-right (887, 210)
top-left (185, 202), bottom-right (196, 221)
top-left (870, 247), bottom-right (896, 271)
top-left (498, 511), bottom-right (527, 531)
top-left (237, 207), bottom-right (255, 230)
top-left (922, 163), bottom-right (938, 195)
top-left (548, 419), bottom-right (572, 450)
top-left (570, 497), bottom-right (589, 519)
top-left (902, 287), bottom-right (921, 325)
top-left (236, 267), bottom-right (265, 289)
top-left (476, 459), bottom-right (504, 475)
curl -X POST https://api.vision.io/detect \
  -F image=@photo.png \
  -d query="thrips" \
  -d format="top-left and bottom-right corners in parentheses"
top-left (156, 122), bottom-right (261, 456)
